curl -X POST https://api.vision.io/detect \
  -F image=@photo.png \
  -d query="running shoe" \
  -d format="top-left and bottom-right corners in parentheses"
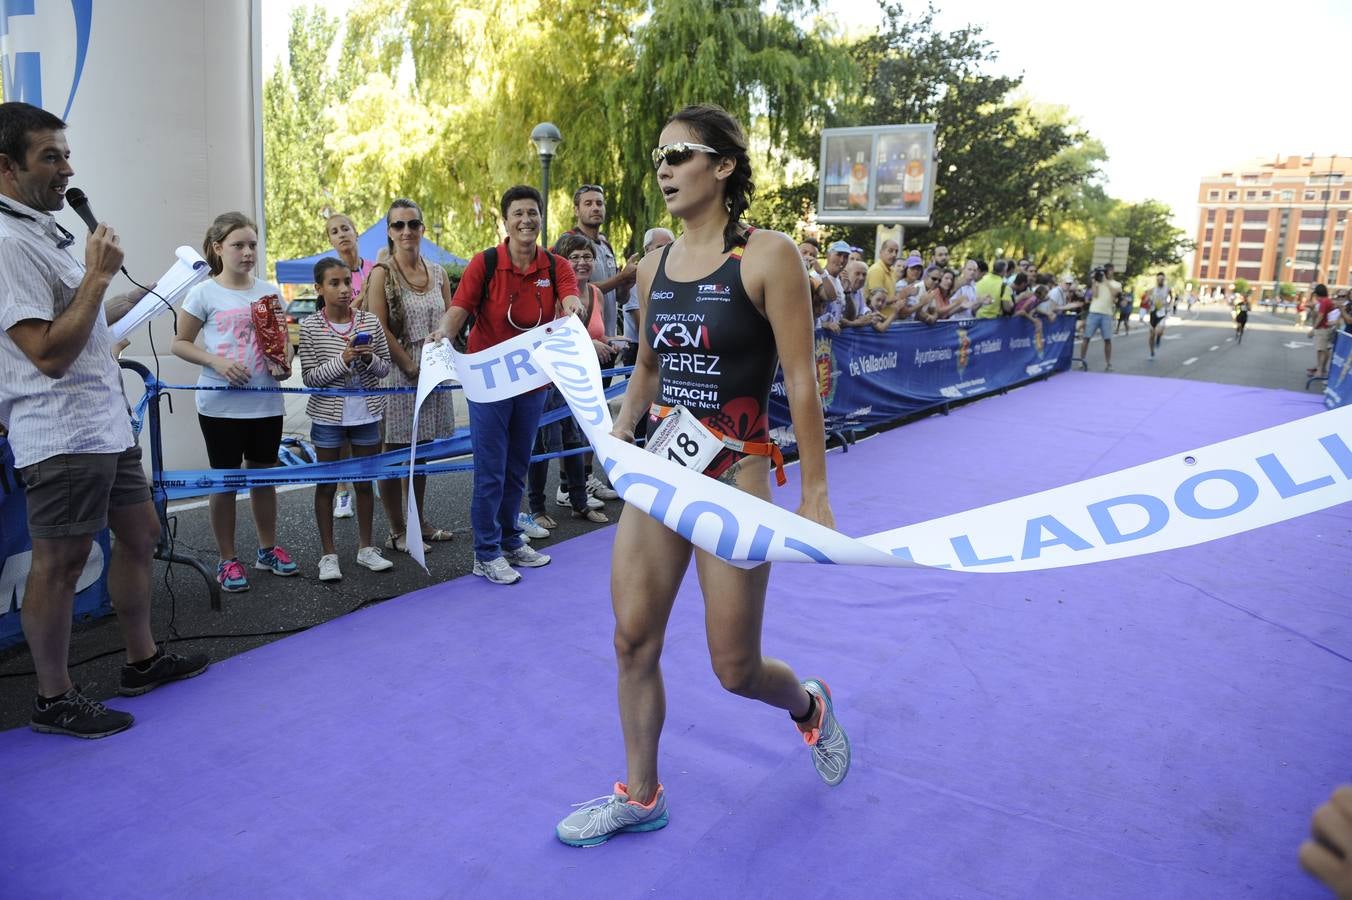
top-left (30, 686), bottom-right (134, 739)
top-left (517, 511), bottom-right (551, 539)
top-left (256, 545), bottom-right (298, 576)
top-left (217, 558), bottom-right (249, 593)
top-left (799, 679), bottom-right (851, 787)
top-left (472, 556), bottom-right (521, 585)
top-left (556, 782), bottom-right (668, 847)
top-left (356, 546), bottom-right (394, 572)
top-left (586, 474), bottom-right (619, 501)
top-left (557, 487), bottom-right (604, 510)
top-left (503, 545), bottom-right (551, 568)
top-left (119, 649), bottom-right (210, 697)
top-left (333, 490), bottom-right (354, 519)
top-left (318, 553), bottom-right (342, 582)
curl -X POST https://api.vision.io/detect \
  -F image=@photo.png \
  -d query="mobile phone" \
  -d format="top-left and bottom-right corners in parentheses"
top-left (352, 332), bottom-right (372, 347)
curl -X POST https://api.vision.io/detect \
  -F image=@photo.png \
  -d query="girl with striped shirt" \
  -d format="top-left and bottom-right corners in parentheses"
top-left (299, 258), bottom-right (395, 581)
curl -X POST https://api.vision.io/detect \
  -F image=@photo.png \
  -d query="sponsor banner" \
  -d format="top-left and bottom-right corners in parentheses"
top-left (0, 438), bottom-right (111, 649)
top-left (769, 317), bottom-right (1076, 450)
top-left (1325, 331), bottom-right (1352, 410)
top-left (412, 319), bottom-right (1352, 574)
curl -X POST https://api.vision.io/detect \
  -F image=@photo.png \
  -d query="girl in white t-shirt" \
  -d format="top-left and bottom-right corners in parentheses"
top-left (172, 211), bottom-right (297, 593)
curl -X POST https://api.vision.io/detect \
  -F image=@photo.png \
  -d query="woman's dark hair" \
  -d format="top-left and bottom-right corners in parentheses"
top-left (385, 198), bottom-right (422, 254)
top-left (202, 212), bottom-right (257, 276)
top-left (665, 104), bottom-right (754, 252)
top-left (554, 233), bottom-right (592, 260)
top-left (313, 256), bottom-right (348, 286)
top-left (500, 185), bottom-right (543, 218)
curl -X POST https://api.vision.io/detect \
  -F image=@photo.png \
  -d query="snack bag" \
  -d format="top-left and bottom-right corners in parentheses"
top-left (251, 294), bottom-right (291, 377)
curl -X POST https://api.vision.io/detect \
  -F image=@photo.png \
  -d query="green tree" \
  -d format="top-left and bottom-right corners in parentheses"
top-left (608, 0), bottom-right (851, 252)
top-left (1070, 199), bottom-right (1193, 280)
top-left (262, 7), bottom-right (346, 277)
top-left (805, 3), bottom-right (1096, 251)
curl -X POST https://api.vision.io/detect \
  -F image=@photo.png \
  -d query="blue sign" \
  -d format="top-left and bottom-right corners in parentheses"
top-left (0, 437), bottom-right (111, 649)
top-left (1, 0), bottom-right (94, 118)
top-left (769, 316), bottom-right (1076, 448)
top-left (1325, 330), bottom-right (1352, 410)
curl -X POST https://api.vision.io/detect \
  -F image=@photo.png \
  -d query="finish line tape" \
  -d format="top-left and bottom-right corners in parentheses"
top-left (407, 318), bottom-right (1352, 573)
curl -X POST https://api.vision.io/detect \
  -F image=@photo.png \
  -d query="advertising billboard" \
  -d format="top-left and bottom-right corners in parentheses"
top-left (817, 124), bottom-right (938, 226)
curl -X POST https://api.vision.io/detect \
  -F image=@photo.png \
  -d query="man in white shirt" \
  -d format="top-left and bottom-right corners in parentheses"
top-left (0, 102), bottom-right (208, 739)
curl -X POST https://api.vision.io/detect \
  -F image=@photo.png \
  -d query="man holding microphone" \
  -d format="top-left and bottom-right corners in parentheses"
top-left (0, 102), bottom-right (208, 739)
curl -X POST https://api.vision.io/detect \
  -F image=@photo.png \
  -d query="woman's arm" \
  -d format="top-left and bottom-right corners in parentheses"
top-left (365, 265), bottom-right (418, 378)
top-left (611, 254), bottom-right (663, 441)
top-left (360, 311), bottom-right (392, 379)
top-left (748, 231), bottom-right (833, 528)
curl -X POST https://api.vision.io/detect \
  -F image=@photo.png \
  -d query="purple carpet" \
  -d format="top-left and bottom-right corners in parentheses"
top-left (2, 373), bottom-right (1347, 898)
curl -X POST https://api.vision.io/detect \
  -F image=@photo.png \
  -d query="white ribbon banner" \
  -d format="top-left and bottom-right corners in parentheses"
top-left (408, 318), bottom-right (1352, 574)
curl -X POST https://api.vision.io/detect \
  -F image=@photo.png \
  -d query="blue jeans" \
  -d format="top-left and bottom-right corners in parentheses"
top-left (468, 390), bottom-right (547, 562)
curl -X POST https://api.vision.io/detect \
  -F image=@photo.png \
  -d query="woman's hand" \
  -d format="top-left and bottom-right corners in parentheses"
top-left (211, 356), bottom-right (251, 385)
top-left (593, 339), bottom-right (615, 363)
top-left (796, 492), bottom-right (835, 530)
top-left (610, 425), bottom-right (635, 444)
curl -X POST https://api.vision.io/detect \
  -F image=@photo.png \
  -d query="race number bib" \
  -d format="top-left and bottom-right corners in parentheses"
top-left (647, 405), bottom-right (721, 474)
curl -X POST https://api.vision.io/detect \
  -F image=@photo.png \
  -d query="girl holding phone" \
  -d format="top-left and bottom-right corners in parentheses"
top-left (299, 258), bottom-right (395, 581)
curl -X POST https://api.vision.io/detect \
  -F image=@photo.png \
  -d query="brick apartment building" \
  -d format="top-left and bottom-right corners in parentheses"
top-left (1192, 154), bottom-right (1349, 297)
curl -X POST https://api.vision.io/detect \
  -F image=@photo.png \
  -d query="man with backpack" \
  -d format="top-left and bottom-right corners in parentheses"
top-left (429, 185), bottom-right (582, 585)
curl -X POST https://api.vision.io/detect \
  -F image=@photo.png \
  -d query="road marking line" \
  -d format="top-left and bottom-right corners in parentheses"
top-left (1183, 357), bottom-right (1198, 366)
top-left (1209, 345), bottom-right (1219, 351)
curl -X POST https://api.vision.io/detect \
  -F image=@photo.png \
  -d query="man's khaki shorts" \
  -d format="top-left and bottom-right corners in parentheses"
top-left (19, 446), bottom-right (151, 539)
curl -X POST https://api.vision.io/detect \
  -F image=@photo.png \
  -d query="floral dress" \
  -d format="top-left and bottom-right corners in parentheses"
top-left (381, 259), bottom-right (455, 443)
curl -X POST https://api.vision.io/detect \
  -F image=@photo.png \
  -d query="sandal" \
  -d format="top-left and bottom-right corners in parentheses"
top-left (532, 513), bottom-right (558, 530)
top-left (422, 528), bottom-right (455, 542)
top-left (385, 532), bottom-right (431, 554)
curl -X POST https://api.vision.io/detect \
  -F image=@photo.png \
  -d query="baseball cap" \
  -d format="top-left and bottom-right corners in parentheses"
top-left (904, 254), bottom-right (923, 268)
top-left (1061, 273), bottom-right (1074, 283)
top-left (827, 240), bottom-right (852, 254)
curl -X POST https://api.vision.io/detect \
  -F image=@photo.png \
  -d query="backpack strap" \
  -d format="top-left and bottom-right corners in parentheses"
top-left (480, 246), bottom-right (498, 307)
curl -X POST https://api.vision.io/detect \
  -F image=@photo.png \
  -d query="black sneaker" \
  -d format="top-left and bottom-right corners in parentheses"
top-left (119, 649), bottom-right (211, 697)
top-left (30, 687), bottom-right (134, 739)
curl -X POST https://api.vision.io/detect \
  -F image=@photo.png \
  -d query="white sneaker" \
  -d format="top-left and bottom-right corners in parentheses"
top-left (517, 511), bottom-right (550, 539)
top-left (355, 546), bottom-right (394, 572)
top-left (586, 475), bottom-right (619, 501)
top-left (333, 490), bottom-right (354, 519)
top-left (504, 544), bottom-right (551, 568)
top-left (557, 487), bottom-right (604, 510)
top-left (318, 554), bottom-right (342, 582)
top-left (472, 556), bottom-right (521, 585)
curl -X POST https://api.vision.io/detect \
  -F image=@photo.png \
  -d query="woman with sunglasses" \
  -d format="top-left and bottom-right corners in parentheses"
top-left (555, 104), bottom-right (849, 848)
top-left (365, 199), bottom-right (455, 553)
top-left (428, 185), bottom-right (582, 585)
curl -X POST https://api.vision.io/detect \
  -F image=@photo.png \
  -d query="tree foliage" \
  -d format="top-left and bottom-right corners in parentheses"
top-left (260, 0), bottom-right (1183, 284)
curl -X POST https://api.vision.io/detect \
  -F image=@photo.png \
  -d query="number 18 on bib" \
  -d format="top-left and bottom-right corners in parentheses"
top-left (646, 404), bottom-right (721, 474)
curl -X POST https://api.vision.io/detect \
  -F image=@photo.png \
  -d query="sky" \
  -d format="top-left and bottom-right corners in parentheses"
top-left (263, 0), bottom-right (1352, 238)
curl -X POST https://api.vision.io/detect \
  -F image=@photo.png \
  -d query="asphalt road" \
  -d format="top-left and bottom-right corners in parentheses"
top-left (0, 301), bottom-right (1328, 731)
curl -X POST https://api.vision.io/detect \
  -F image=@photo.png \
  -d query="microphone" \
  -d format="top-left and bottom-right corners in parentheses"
top-left (65, 187), bottom-right (139, 284)
top-left (64, 188), bottom-right (101, 233)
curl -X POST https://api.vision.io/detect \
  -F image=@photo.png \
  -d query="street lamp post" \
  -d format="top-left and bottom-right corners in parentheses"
top-left (531, 122), bottom-right (563, 247)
